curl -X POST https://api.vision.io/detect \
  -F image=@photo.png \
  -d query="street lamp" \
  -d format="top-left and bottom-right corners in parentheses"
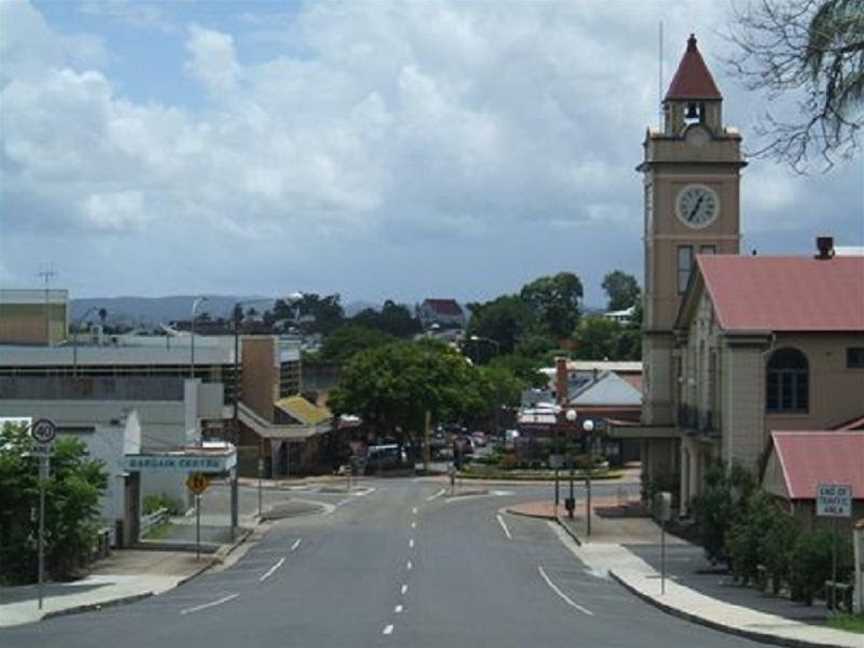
top-left (582, 418), bottom-right (596, 537)
top-left (565, 408), bottom-right (577, 519)
top-left (190, 296), bottom-right (208, 378)
top-left (469, 334), bottom-right (501, 365)
top-left (72, 306), bottom-right (99, 376)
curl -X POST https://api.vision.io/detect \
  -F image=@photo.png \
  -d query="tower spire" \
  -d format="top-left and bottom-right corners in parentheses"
top-left (664, 34), bottom-right (722, 101)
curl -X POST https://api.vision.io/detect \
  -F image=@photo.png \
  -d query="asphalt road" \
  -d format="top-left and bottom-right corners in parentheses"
top-left (1, 479), bottom-right (762, 647)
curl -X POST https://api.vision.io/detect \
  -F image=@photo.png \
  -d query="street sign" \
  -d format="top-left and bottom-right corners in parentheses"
top-left (186, 472), bottom-right (210, 495)
top-left (817, 483), bottom-right (853, 518)
top-left (30, 419), bottom-right (57, 444)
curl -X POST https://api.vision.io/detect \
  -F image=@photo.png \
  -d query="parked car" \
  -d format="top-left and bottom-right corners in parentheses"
top-left (363, 444), bottom-right (408, 474)
top-left (471, 431), bottom-right (487, 447)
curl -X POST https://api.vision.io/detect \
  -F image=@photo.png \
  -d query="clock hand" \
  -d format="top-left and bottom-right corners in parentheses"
top-left (688, 196), bottom-right (705, 221)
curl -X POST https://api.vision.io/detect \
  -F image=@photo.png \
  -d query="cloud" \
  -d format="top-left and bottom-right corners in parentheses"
top-left (0, 0), bottom-right (860, 302)
top-left (184, 25), bottom-right (241, 93)
top-left (78, 0), bottom-right (175, 32)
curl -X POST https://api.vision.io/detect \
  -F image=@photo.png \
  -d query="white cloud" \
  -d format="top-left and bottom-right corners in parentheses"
top-left (184, 25), bottom-right (241, 93)
top-left (0, 0), bottom-right (860, 301)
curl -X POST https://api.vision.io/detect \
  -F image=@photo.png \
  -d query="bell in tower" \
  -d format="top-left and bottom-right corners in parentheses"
top-left (663, 35), bottom-right (723, 136)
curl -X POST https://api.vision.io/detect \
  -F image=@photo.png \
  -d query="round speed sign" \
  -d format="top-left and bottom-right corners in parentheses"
top-left (31, 419), bottom-right (57, 444)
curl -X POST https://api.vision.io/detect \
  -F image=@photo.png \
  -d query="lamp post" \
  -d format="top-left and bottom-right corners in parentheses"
top-left (72, 307), bottom-right (99, 377)
top-left (469, 334), bottom-right (500, 365)
top-left (583, 418), bottom-right (595, 537)
top-left (190, 296), bottom-right (208, 378)
top-left (565, 408), bottom-right (577, 519)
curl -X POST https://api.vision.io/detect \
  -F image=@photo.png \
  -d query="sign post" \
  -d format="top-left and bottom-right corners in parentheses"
top-left (31, 419), bottom-right (57, 610)
top-left (186, 473), bottom-right (210, 560)
top-left (817, 483), bottom-right (852, 612)
top-left (656, 491), bottom-right (672, 596)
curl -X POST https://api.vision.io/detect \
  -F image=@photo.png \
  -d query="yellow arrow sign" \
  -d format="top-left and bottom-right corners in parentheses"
top-left (186, 472), bottom-right (210, 495)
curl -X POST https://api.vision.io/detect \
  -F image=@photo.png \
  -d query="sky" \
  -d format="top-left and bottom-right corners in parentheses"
top-left (1, 0), bottom-right (862, 307)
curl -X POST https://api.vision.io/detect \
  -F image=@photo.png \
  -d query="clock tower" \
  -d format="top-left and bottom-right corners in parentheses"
top-left (639, 34), bottom-right (746, 428)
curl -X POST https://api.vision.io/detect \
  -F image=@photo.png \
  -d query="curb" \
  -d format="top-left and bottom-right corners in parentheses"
top-left (554, 515), bottom-right (583, 547)
top-left (42, 592), bottom-right (155, 621)
top-left (608, 570), bottom-right (852, 648)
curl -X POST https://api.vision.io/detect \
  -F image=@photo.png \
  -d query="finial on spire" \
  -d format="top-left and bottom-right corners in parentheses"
top-left (687, 34), bottom-right (697, 51)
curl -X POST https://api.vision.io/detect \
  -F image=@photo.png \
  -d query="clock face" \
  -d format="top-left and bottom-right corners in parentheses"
top-left (676, 184), bottom-right (720, 229)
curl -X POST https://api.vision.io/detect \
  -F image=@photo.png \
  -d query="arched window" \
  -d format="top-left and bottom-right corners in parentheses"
top-left (766, 348), bottom-right (809, 413)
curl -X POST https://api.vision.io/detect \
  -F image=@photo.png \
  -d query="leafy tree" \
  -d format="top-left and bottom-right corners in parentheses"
top-left (726, 0), bottom-right (864, 170)
top-left (789, 528), bottom-right (852, 604)
top-left (572, 316), bottom-right (620, 360)
top-left (690, 462), bottom-right (756, 564)
top-left (296, 293), bottom-right (345, 335)
top-left (601, 270), bottom-right (641, 311)
top-left (317, 325), bottom-right (395, 366)
top-left (98, 308), bottom-right (107, 324)
top-left (351, 300), bottom-right (422, 338)
top-left (0, 423), bottom-right (107, 584)
top-left (487, 353), bottom-right (548, 388)
top-left (519, 272), bottom-right (583, 340)
top-left (466, 295), bottom-right (536, 354)
top-left (328, 340), bottom-right (486, 445)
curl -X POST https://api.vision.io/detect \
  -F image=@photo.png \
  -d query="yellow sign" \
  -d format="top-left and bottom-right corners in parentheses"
top-left (186, 472), bottom-right (210, 495)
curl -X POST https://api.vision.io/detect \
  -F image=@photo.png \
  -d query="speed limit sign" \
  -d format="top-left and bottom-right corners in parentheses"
top-left (31, 419), bottom-right (57, 445)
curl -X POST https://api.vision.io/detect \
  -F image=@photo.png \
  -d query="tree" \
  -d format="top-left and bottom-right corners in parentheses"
top-left (328, 340), bottom-right (486, 445)
top-left (466, 296), bottom-right (536, 354)
top-left (351, 301), bottom-right (422, 338)
top-left (572, 316), bottom-right (620, 360)
top-left (317, 325), bottom-right (396, 366)
top-left (487, 353), bottom-right (548, 388)
top-left (690, 462), bottom-right (756, 564)
top-left (296, 293), bottom-right (345, 335)
top-left (519, 272), bottom-right (583, 340)
top-left (726, 0), bottom-right (864, 170)
top-left (98, 308), bottom-right (107, 324)
top-left (601, 270), bottom-right (641, 311)
top-left (0, 423), bottom-right (107, 584)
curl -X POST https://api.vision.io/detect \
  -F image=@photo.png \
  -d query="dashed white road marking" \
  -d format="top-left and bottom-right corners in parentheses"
top-left (383, 624), bottom-right (394, 635)
top-left (394, 604), bottom-right (403, 614)
top-left (426, 488), bottom-right (446, 502)
top-left (412, 507), bottom-right (418, 515)
top-left (537, 566), bottom-right (594, 616)
top-left (259, 558), bottom-right (286, 582)
top-left (290, 539), bottom-right (302, 552)
top-left (406, 560), bottom-right (413, 570)
top-left (496, 514), bottom-right (512, 540)
top-left (401, 584), bottom-right (408, 595)
top-left (180, 593), bottom-right (239, 615)
top-left (409, 538), bottom-right (414, 549)
top-left (411, 521), bottom-right (417, 529)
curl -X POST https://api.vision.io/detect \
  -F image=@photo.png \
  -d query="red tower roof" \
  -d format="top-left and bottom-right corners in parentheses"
top-left (664, 34), bottom-right (722, 101)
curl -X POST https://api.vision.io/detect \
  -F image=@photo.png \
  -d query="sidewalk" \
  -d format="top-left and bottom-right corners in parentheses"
top-left (0, 550), bottom-right (214, 628)
top-left (508, 498), bottom-right (861, 648)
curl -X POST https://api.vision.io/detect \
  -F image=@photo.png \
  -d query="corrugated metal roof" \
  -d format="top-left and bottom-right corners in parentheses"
top-left (771, 431), bottom-right (864, 500)
top-left (699, 255), bottom-right (864, 332)
top-left (664, 35), bottom-right (722, 101)
top-left (275, 396), bottom-right (332, 426)
top-left (569, 372), bottom-right (642, 407)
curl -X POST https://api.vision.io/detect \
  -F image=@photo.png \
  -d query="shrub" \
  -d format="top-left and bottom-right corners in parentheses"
top-left (690, 462), bottom-right (754, 565)
top-left (499, 453), bottom-right (519, 470)
top-left (727, 492), bottom-right (796, 587)
top-left (759, 505), bottom-right (799, 594)
top-left (789, 529), bottom-right (852, 605)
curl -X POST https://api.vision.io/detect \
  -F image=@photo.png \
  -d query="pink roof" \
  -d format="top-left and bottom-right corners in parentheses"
top-left (423, 299), bottom-right (463, 316)
top-left (834, 414), bottom-right (864, 431)
top-left (698, 255), bottom-right (864, 332)
top-left (665, 35), bottom-right (722, 101)
top-left (772, 431), bottom-right (864, 499)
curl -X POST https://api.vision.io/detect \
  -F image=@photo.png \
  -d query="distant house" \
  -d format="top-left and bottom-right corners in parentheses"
top-left (417, 299), bottom-right (466, 330)
top-left (603, 305), bottom-right (636, 326)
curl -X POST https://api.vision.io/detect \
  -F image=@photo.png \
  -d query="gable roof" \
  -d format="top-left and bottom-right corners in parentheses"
top-left (665, 35), bottom-right (722, 101)
top-left (770, 431), bottom-right (864, 499)
top-left (568, 371), bottom-right (642, 407)
top-left (697, 255), bottom-right (864, 332)
top-left (274, 396), bottom-right (332, 426)
top-left (422, 299), bottom-right (463, 316)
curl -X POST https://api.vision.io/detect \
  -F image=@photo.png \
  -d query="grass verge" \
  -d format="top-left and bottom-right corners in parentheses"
top-left (827, 614), bottom-right (864, 634)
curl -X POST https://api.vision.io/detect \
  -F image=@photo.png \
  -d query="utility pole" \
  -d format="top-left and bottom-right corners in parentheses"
top-left (37, 264), bottom-right (57, 346)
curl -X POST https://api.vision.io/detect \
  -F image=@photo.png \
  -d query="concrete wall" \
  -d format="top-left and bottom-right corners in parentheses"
top-left (0, 303), bottom-right (67, 345)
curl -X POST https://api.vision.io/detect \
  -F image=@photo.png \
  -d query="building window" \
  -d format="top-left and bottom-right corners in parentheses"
top-left (700, 245), bottom-right (716, 255)
top-left (848, 348), bottom-right (864, 369)
top-left (766, 348), bottom-right (809, 413)
top-left (677, 245), bottom-right (693, 294)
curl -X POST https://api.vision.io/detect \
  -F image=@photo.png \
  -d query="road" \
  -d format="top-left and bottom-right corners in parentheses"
top-left (1, 479), bottom-right (761, 647)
